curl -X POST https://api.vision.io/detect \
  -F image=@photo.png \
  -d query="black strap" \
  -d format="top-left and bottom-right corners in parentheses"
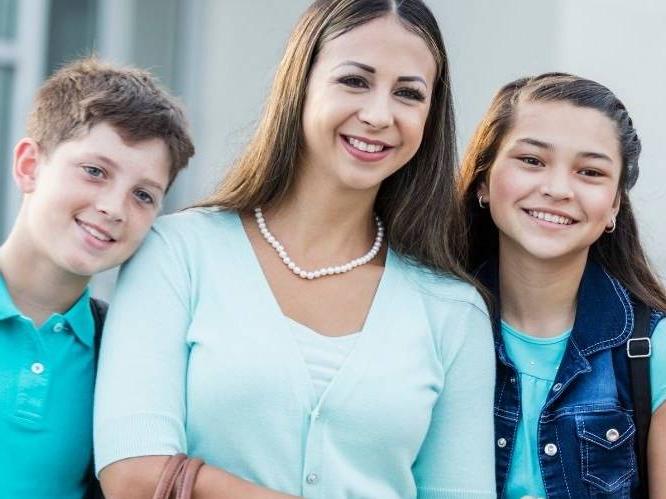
top-left (629, 302), bottom-right (652, 498)
top-left (86, 298), bottom-right (109, 499)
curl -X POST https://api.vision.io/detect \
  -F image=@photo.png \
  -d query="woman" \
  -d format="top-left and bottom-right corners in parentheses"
top-left (94, 1), bottom-right (496, 498)
top-left (458, 73), bottom-right (666, 498)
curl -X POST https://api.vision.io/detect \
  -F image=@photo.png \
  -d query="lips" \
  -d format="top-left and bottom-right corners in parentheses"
top-left (523, 209), bottom-right (577, 226)
top-left (76, 218), bottom-right (116, 243)
top-left (340, 134), bottom-right (394, 162)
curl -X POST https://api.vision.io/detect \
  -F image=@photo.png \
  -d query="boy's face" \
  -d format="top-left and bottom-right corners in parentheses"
top-left (18, 122), bottom-right (171, 276)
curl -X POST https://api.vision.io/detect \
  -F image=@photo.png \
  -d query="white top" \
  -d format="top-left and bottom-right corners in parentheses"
top-left (288, 318), bottom-right (360, 402)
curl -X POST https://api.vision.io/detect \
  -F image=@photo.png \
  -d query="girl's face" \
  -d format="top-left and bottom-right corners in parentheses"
top-left (479, 100), bottom-right (622, 264)
top-left (299, 14), bottom-right (436, 193)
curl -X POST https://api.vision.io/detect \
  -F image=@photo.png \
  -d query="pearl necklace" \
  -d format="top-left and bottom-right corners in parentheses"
top-left (254, 207), bottom-right (384, 280)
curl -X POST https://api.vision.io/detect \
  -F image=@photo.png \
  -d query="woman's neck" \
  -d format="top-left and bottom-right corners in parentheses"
top-left (498, 243), bottom-right (588, 338)
top-left (262, 167), bottom-right (380, 265)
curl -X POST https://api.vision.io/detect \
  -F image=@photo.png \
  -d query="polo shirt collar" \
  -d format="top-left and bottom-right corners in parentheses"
top-left (0, 274), bottom-right (94, 347)
top-left (62, 288), bottom-right (94, 348)
top-left (0, 274), bottom-right (21, 321)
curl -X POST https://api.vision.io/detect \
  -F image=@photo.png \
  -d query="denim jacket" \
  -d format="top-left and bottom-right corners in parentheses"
top-left (478, 258), bottom-right (664, 498)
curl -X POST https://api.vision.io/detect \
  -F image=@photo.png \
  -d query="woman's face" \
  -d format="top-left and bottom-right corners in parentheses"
top-left (299, 14), bottom-right (436, 193)
top-left (479, 100), bottom-right (622, 264)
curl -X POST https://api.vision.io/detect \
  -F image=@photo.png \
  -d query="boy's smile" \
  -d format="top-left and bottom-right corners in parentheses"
top-left (17, 122), bottom-right (171, 277)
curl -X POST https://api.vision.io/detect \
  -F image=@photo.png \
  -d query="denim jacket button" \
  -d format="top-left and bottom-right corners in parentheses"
top-left (509, 377), bottom-right (516, 384)
top-left (606, 428), bottom-right (620, 442)
top-left (544, 443), bottom-right (558, 456)
top-left (552, 382), bottom-right (563, 392)
top-left (497, 437), bottom-right (507, 448)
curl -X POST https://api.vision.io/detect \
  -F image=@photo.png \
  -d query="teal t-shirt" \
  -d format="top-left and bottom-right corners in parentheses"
top-left (0, 275), bottom-right (96, 498)
top-left (502, 318), bottom-right (666, 499)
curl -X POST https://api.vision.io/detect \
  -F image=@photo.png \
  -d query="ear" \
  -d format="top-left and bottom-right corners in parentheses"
top-left (608, 192), bottom-right (621, 228)
top-left (12, 138), bottom-right (42, 193)
top-left (476, 180), bottom-right (489, 200)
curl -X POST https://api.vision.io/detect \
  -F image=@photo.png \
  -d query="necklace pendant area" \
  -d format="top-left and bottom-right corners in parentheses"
top-left (254, 207), bottom-right (384, 280)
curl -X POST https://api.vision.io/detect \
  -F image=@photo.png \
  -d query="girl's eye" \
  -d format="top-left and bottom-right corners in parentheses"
top-left (395, 88), bottom-right (426, 102)
top-left (519, 156), bottom-right (543, 167)
top-left (134, 190), bottom-right (155, 205)
top-left (338, 75), bottom-right (368, 89)
top-left (83, 165), bottom-right (105, 178)
top-left (579, 168), bottom-right (604, 177)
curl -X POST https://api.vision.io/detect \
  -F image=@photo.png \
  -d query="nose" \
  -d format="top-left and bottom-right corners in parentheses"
top-left (95, 190), bottom-right (126, 223)
top-left (540, 167), bottom-right (574, 200)
top-left (358, 90), bottom-right (394, 130)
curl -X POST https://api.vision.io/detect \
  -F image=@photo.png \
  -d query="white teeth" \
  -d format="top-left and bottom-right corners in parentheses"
top-left (79, 221), bottom-right (112, 241)
top-left (347, 137), bottom-right (385, 153)
top-left (528, 210), bottom-right (573, 225)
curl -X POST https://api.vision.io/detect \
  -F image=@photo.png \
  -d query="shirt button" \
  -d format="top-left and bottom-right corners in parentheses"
top-left (544, 443), bottom-right (558, 456)
top-left (606, 428), bottom-right (620, 442)
top-left (497, 437), bottom-right (507, 448)
top-left (31, 362), bottom-right (45, 374)
top-left (311, 408), bottom-right (320, 420)
top-left (53, 322), bottom-right (65, 333)
top-left (552, 382), bottom-right (563, 392)
top-left (306, 472), bottom-right (319, 485)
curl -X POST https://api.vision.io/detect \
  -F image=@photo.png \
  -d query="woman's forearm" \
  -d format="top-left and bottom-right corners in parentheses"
top-left (100, 456), bottom-right (300, 499)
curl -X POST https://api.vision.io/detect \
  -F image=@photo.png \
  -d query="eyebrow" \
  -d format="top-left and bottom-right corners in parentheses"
top-left (333, 60), bottom-right (428, 87)
top-left (516, 137), bottom-right (613, 162)
top-left (91, 154), bottom-right (166, 193)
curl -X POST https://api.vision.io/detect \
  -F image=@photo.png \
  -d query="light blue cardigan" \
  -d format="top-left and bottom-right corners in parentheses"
top-left (94, 209), bottom-right (496, 499)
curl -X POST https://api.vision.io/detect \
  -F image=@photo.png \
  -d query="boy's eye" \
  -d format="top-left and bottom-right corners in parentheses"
top-left (134, 190), bottom-right (155, 205)
top-left (338, 75), bottom-right (368, 89)
top-left (395, 87), bottom-right (426, 102)
top-left (83, 165), bottom-right (105, 178)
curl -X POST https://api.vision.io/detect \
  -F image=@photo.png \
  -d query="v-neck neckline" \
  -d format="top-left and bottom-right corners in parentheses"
top-left (232, 210), bottom-right (396, 411)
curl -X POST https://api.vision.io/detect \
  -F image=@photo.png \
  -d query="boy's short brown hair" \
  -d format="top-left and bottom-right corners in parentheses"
top-left (26, 57), bottom-right (194, 186)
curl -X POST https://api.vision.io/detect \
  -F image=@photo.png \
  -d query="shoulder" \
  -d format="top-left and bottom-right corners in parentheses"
top-left (390, 251), bottom-right (488, 318)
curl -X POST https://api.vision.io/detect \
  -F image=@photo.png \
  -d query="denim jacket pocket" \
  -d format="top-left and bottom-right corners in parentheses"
top-left (575, 412), bottom-right (636, 493)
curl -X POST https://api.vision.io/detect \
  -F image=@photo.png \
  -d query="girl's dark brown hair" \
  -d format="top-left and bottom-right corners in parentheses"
top-left (197, 0), bottom-right (467, 278)
top-left (457, 72), bottom-right (666, 311)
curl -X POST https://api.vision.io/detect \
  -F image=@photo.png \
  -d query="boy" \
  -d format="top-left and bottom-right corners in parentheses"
top-left (0, 58), bottom-right (194, 498)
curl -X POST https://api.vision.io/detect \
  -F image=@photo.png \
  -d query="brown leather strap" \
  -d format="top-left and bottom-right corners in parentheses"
top-left (175, 458), bottom-right (205, 499)
top-left (152, 454), bottom-right (187, 499)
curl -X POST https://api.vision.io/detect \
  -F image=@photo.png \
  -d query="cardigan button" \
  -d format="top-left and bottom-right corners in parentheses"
top-left (606, 428), bottom-right (620, 442)
top-left (497, 437), bottom-right (507, 448)
top-left (544, 443), bottom-right (558, 456)
top-left (306, 472), bottom-right (319, 485)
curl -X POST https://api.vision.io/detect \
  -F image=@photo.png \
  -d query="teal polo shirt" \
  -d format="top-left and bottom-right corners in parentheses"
top-left (0, 275), bottom-right (96, 499)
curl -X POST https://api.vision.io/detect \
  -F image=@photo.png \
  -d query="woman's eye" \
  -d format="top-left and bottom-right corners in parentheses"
top-left (134, 190), bottom-right (155, 205)
top-left (395, 88), bottom-right (425, 102)
top-left (519, 156), bottom-right (543, 167)
top-left (83, 165), bottom-right (105, 178)
top-left (338, 75), bottom-right (368, 89)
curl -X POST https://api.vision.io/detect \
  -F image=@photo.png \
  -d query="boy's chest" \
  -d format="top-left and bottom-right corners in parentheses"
top-left (0, 318), bottom-right (96, 496)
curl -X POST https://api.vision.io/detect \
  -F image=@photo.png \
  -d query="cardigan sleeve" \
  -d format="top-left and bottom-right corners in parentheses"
top-left (93, 223), bottom-right (192, 474)
top-left (413, 300), bottom-right (497, 499)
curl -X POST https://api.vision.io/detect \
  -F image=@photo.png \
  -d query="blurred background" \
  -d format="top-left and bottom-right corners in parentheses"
top-left (1, 0), bottom-right (665, 297)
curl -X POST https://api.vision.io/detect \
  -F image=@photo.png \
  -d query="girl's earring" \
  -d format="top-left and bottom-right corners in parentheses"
top-left (605, 216), bottom-right (616, 233)
top-left (478, 194), bottom-right (487, 209)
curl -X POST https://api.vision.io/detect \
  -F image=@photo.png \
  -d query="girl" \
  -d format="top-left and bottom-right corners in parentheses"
top-left (94, 1), bottom-right (496, 498)
top-left (458, 73), bottom-right (666, 498)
